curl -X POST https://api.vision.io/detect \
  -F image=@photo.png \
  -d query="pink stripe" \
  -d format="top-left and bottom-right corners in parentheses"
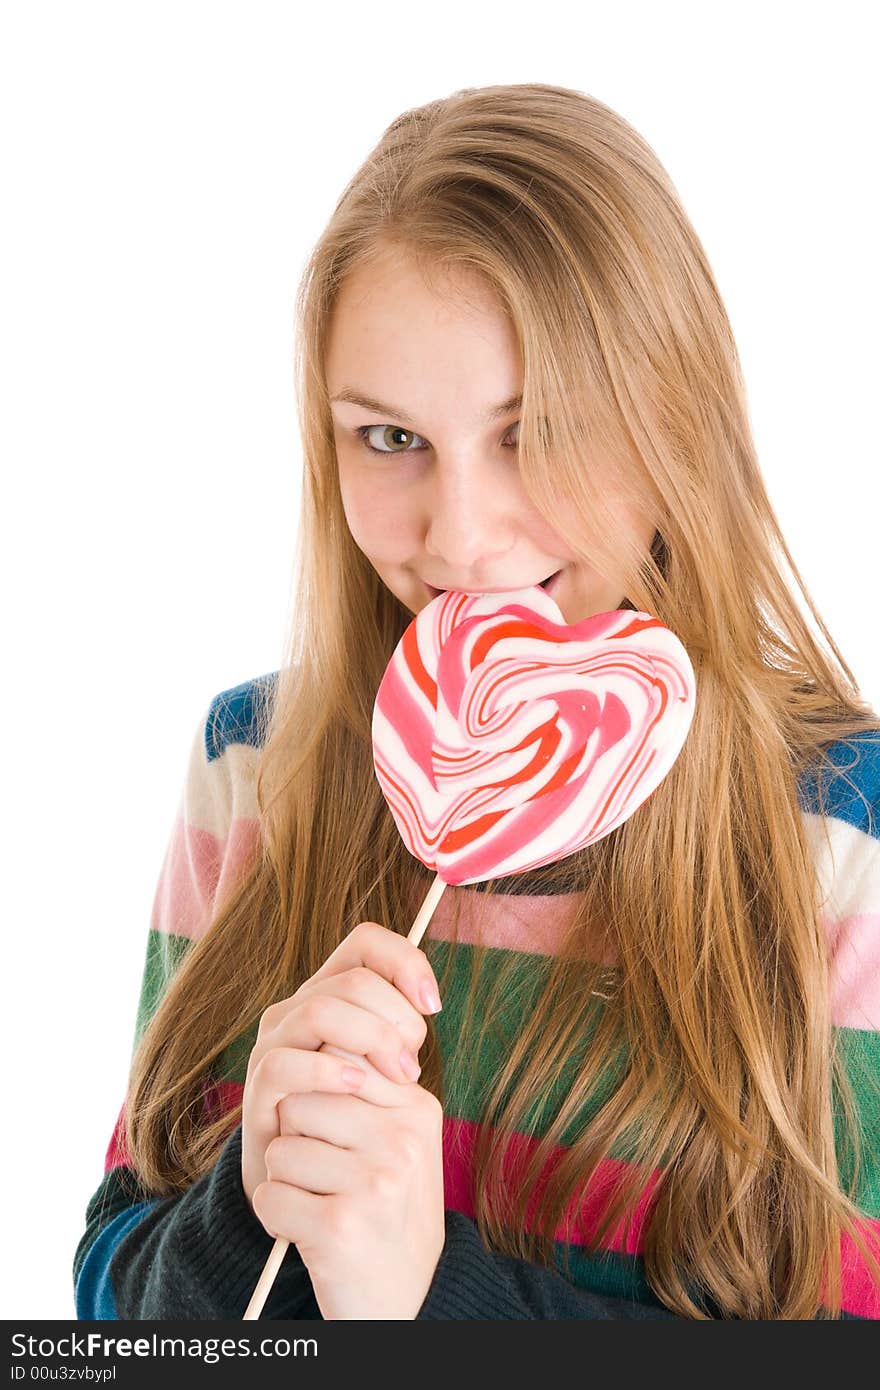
top-left (410, 878), bottom-right (620, 964)
top-left (443, 1114), bottom-right (880, 1316)
top-left (824, 912), bottom-right (880, 1031)
top-left (442, 1113), bottom-right (660, 1253)
top-left (103, 1087), bottom-right (878, 1315)
top-left (835, 1222), bottom-right (880, 1318)
top-left (202, 1079), bottom-right (244, 1126)
top-left (417, 889), bottom-right (880, 1028)
top-left (150, 815), bottom-right (261, 942)
top-left (104, 1103), bottom-right (130, 1172)
top-left (103, 1082), bottom-right (246, 1176)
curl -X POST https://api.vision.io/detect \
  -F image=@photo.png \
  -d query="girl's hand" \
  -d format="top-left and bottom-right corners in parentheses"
top-left (241, 920), bottom-right (445, 1316)
top-left (257, 1062), bottom-right (445, 1320)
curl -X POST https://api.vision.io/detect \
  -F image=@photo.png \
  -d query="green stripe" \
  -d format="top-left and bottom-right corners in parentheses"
top-left (132, 929), bottom-right (258, 1085)
top-left (133, 930), bottom-right (880, 1217)
top-left (424, 938), bottom-right (880, 1213)
top-left (133, 929), bottom-right (193, 1054)
top-left (215, 1019), bottom-right (259, 1085)
top-left (424, 936), bottom-right (633, 1152)
top-left (834, 1026), bottom-right (880, 1216)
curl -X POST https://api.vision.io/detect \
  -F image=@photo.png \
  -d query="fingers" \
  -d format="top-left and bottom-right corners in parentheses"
top-left (277, 1075), bottom-right (441, 1138)
top-left (268, 1085), bottom-right (440, 1185)
top-left (306, 962), bottom-right (429, 1053)
top-left (241, 1046), bottom-right (368, 1206)
top-left (264, 1132), bottom-right (349, 1195)
top-left (251, 1177), bottom-right (323, 1244)
top-left (250, 1044), bottom-right (369, 1117)
top-left (310, 921), bottom-right (443, 1018)
top-left (271, 992), bottom-right (423, 1086)
top-left (244, 922), bottom-right (443, 1221)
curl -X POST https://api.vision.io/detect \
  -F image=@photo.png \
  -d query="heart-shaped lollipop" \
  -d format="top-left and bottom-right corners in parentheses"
top-left (372, 584), bottom-right (696, 886)
top-left (243, 582), bottom-right (696, 1320)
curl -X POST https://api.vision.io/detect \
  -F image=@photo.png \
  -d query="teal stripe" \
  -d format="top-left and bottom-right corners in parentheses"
top-left (558, 1241), bottom-right (670, 1308)
top-left (74, 1201), bottom-right (157, 1320)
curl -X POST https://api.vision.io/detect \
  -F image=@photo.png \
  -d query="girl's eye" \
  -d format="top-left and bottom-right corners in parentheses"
top-left (353, 422), bottom-right (520, 455)
top-left (354, 424), bottom-right (426, 455)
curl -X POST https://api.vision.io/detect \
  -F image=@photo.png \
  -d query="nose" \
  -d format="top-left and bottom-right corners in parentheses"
top-left (423, 455), bottom-right (517, 575)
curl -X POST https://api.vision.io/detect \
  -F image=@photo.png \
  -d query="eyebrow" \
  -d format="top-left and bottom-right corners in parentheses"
top-left (329, 388), bottom-right (523, 427)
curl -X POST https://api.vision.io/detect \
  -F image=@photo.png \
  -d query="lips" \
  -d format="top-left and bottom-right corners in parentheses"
top-left (426, 568), bottom-right (562, 598)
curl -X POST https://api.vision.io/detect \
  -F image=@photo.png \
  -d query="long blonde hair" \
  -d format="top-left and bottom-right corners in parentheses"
top-left (127, 82), bottom-right (880, 1318)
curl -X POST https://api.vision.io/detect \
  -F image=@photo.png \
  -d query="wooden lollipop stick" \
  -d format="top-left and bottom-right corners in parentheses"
top-left (242, 870), bottom-right (448, 1320)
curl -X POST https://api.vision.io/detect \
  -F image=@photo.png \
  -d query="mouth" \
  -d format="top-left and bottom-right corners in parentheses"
top-left (426, 568), bottom-right (563, 599)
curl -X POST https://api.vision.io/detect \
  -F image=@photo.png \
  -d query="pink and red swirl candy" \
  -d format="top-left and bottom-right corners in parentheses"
top-left (372, 584), bottom-right (696, 886)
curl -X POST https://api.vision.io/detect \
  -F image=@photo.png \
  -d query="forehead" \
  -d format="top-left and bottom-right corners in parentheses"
top-left (336, 246), bottom-right (499, 316)
top-left (324, 251), bottom-right (522, 415)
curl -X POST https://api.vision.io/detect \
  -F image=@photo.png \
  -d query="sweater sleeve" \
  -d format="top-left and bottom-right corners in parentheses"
top-left (72, 683), bottom-right (318, 1319)
top-left (74, 1124), bottom-right (320, 1319)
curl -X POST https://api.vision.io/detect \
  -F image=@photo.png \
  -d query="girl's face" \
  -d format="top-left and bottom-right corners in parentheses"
top-left (325, 250), bottom-right (656, 624)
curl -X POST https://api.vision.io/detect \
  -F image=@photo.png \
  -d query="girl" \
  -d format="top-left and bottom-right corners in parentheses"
top-left (74, 82), bottom-right (880, 1320)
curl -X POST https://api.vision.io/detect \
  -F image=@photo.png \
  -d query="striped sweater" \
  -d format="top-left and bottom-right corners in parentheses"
top-left (73, 673), bottom-right (880, 1319)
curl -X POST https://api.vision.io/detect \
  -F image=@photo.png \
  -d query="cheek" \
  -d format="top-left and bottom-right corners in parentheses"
top-left (524, 506), bottom-right (574, 558)
top-left (338, 471), bottom-right (415, 559)
top-left (338, 465), bottom-right (377, 540)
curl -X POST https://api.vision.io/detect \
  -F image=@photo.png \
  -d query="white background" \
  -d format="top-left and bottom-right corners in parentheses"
top-left (2, 0), bottom-right (877, 1320)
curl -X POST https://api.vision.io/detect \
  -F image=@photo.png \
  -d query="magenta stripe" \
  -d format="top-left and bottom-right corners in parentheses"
top-left (442, 1113), bottom-right (880, 1316)
top-left (104, 1104), bottom-right (129, 1172)
top-left (103, 1089), bottom-right (879, 1314)
top-left (835, 1223), bottom-right (880, 1318)
top-left (442, 1112), bottom-right (659, 1253)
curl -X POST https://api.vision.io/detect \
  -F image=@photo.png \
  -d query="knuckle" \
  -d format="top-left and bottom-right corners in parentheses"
top-left (257, 1002), bottom-right (280, 1037)
top-left (264, 1135), bottom-right (285, 1168)
top-left (386, 1019), bottom-right (408, 1052)
top-left (250, 1049), bottom-right (274, 1088)
top-left (302, 993), bottom-right (333, 1028)
top-left (367, 1167), bottom-right (398, 1203)
top-left (252, 1183), bottom-right (278, 1237)
top-left (396, 1132), bottom-right (421, 1169)
top-left (261, 1047), bottom-right (288, 1085)
top-left (324, 1200), bottom-right (355, 1244)
top-left (278, 1088), bottom-right (300, 1121)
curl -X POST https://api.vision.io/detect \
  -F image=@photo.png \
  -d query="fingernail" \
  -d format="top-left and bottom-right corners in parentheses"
top-left (420, 982), bottom-right (442, 1014)
top-left (400, 1048), bottom-right (421, 1080)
